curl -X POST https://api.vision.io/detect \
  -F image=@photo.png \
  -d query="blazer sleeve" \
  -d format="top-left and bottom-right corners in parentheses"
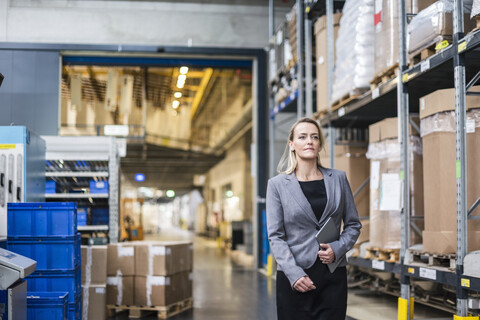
top-left (329, 171), bottom-right (362, 263)
top-left (266, 179), bottom-right (307, 287)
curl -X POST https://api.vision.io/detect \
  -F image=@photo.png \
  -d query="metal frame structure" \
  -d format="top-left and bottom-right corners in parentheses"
top-left (270, 0), bottom-right (480, 318)
top-left (43, 136), bottom-right (120, 242)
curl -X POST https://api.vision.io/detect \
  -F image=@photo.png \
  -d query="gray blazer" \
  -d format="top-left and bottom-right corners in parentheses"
top-left (266, 167), bottom-right (361, 287)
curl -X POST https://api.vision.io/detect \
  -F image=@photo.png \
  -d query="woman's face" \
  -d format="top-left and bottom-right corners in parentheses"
top-left (289, 122), bottom-right (321, 161)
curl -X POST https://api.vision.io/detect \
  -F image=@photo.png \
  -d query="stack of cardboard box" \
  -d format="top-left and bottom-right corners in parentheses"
top-left (319, 141), bottom-right (370, 244)
top-left (106, 241), bottom-right (193, 307)
top-left (420, 88), bottom-right (480, 254)
top-left (314, 13), bottom-right (342, 114)
top-left (81, 245), bottom-right (108, 320)
top-left (367, 118), bottom-right (424, 249)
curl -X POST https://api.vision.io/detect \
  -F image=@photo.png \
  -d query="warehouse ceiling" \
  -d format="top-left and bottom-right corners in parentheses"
top-left (61, 64), bottom-right (252, 192)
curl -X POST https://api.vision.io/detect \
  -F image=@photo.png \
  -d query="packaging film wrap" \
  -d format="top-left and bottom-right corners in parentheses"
top-left (408, 0), bottom-right (474, 54)
top-left (472, 0), bottom-right (480, 18)
top-left (332, 0), bottom-right (375, 103)
top-left (82, 246), bottom-right (93, 319)
top-left (420, 109), bottom-right (480, 136)
top-left (367, 136), bottom-right (423, 249)
top-left (107, 270), bottom-right (123, 306)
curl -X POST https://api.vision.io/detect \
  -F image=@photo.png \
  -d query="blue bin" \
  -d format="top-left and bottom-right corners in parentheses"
top-left (27, 292), bottom-right (68, 320)
top-left (7, 202), bottom-right (77, 238)
top-left (0, 239), bottom-right (6, 249)
top-left (45, 181), bottom-right (60, 194)
top-left (27, 268), bottom-right (81, 304)
top-left (8, 236), bottom-right (80, 271)
top-left (91, 208), bottom-right (109, 225)
top-left (89, 180), bottom-right (108, 194)
top-left (68, 299), bottom-right (82, 320)
top-left (77, 208), bottom-right (87, 226)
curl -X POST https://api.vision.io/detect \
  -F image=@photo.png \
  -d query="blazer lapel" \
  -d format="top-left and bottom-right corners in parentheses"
top-left (284, 172), bottom-right (319, 224)
top-left (319, 167), bottom-right (336, 225)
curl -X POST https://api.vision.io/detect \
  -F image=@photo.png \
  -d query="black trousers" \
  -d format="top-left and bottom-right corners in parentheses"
top-left (276, 258), bottom-right (347, 320)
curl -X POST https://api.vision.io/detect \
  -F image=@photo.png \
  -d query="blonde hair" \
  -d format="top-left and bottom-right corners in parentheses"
top-left (277, 117), bottom-right (325, 174)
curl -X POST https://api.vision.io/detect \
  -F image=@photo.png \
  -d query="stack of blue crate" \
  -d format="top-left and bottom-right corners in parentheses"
top-left (7, 202), bottom-right (82, 320)
top-left (91, 207), bottom-right (109, 225)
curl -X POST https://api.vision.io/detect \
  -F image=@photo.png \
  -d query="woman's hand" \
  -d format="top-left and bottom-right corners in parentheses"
top-left (293, 276), bottom-right (316, 293)
top-left (318, 243), bottom-right (335, 264)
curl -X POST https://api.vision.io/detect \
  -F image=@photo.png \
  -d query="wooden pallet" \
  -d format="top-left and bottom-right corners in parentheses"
top-left (370, 63), bottom-right (399, 90)
top-left (331, 93), bottom-right (361, 111)
top-left (365, 247), bottom-right (400, 263)
top-left (107, 298), bottom-right (193, 319)
top-left (409, 36), bottom-right (452, 68)
top-left (409, 250), bottom-right (456, 270)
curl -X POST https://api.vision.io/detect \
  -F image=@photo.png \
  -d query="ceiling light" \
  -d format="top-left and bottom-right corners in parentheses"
top-left (172, 100), bottom-right (180, 109)
top-left (166, 190), bottom-right (175, 198)
top-left (178, 74), bottom-right (187, 82)
top-left (176, 81), bottom-right (185, 89)
top-left (174, 92), bottom-right (182, 98)
top-left (180, 66), bottom-right (189, 75)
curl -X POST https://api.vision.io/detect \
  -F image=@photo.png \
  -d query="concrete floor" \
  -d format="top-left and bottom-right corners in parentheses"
top-left (107, 228), bottom-right (453, 320)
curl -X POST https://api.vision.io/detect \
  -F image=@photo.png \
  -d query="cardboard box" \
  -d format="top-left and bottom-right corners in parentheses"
top-left (419, 87), bottom-right (480, 119)
top-left (374, 0), bottom-right (437, 77)
top-left (420, 88), bottom-right (480, 254)
top-left (368, 117), bottom-right (420, 144)
top-left (319, 144), bottom-right (369, 218)
top-left (367, 118), bottom-right (424, 249)
top-left (82, 285), bottom-right (106, 320)
top-left (135, 272), bottom-right (193, 307)
top-left (135, 241), bottom-right (193, 276)
top-left (81, 245), bottom-right (107, 285)
top-left (356, 220), bottom-right (370, 244)
top-left (107, 243), bottom-right (136, 276)
top-left (423, 231), bottom-right (480, 254)
top-left (106, 275), bottom-right (134, 306)
top-left (314, 13), bottom-right (342, 113)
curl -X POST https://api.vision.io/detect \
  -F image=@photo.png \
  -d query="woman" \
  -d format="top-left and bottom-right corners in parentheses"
top-left (266, 117), bottom-right (361, 320)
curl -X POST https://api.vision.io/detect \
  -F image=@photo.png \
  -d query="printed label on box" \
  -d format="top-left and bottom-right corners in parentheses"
top-left (118, 247), bottom-right (134, 257)
top-left (96, 287), bottom-right (106, 294)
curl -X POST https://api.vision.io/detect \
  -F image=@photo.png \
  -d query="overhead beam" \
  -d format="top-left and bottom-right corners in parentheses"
top-left (190, 68), bottom-right (213, 119)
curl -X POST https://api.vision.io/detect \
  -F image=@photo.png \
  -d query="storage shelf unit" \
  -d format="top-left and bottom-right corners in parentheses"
top-left (42, 136), bottom-right (120, 243)
top-left (268, 0), bottom-right (480, 317)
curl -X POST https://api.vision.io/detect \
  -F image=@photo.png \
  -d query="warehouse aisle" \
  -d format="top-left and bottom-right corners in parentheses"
top-left (108, 227), bottom-right (451, 320)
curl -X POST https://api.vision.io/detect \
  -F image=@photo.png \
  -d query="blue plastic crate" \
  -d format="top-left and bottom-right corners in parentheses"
top-left (89, 180), bottom-right (108, 194)
top-left (7, 202), bottom-right (77, 238)
top-left (0, 239), bottom-right (6, 249)
top-left (8, 236), bottom-right (80, 271)
top-left (27, 268), bottom-right (81, 304)
top-left (45, 181), bottom-right (61, 194)
top-left (27, 291), bottom-right (68, 320)
top-left (68, 299), bottom-right (82, 320)
top-left (91, 208), bottom-right (109, 225)
top-left (77, 208), bottom-right (87, 227)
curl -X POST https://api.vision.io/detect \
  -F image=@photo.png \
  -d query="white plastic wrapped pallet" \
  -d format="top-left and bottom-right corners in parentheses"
top-left (408, 0), bottom-right (473, 54)
top-left (332, 0), bottom-right (375, 104)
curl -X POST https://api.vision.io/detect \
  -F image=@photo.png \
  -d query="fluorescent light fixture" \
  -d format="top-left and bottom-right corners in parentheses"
top-left (180, 66), bottom-right (189, 74)
top-left (178, 74), bottom-right (187, 82)
top-left (135, 173), bottom-right (145, 182)
top-left (166, 190), bottom-right (175, 198)
top-left (174, 92), bottom-right (182, 98)
top-left (176, 81), bottom-right (185, 89)
top-left (172, 100), bottom-right (180, 109)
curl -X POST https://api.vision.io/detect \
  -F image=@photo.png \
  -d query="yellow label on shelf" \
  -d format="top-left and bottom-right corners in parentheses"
top-left (458, 42), bottom-right (467, 53)
top-left (305, 6), bottom-right (311, 13)
top-left (461, 278), bottom-right (470, 288)
top-left (0, 144), bottom-right (16, 149)
top-left (453, 315), bottom-right (479, 320)
top-left (435, 40), bottom-right (450, 51)
top-left (408, 267), bottom-right (415, 274)
top-left (402, 73), bottom-right (409, 83)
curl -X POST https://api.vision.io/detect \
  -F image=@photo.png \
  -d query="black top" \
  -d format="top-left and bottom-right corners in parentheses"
top-left (299, 179), bottom-right (327, 221)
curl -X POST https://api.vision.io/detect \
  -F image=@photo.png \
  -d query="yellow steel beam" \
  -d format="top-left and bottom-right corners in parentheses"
top-left (190, 68), bottom-right (213, 119)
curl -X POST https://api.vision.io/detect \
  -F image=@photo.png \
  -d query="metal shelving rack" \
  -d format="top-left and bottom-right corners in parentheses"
top-left (42, 136), bottom-right (120, 243)
top-left (269, 0), bottom-right (480, 318)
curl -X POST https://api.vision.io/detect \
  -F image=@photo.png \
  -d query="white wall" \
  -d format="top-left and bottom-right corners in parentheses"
top-left (1, 0), bottom-right (290, 48)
